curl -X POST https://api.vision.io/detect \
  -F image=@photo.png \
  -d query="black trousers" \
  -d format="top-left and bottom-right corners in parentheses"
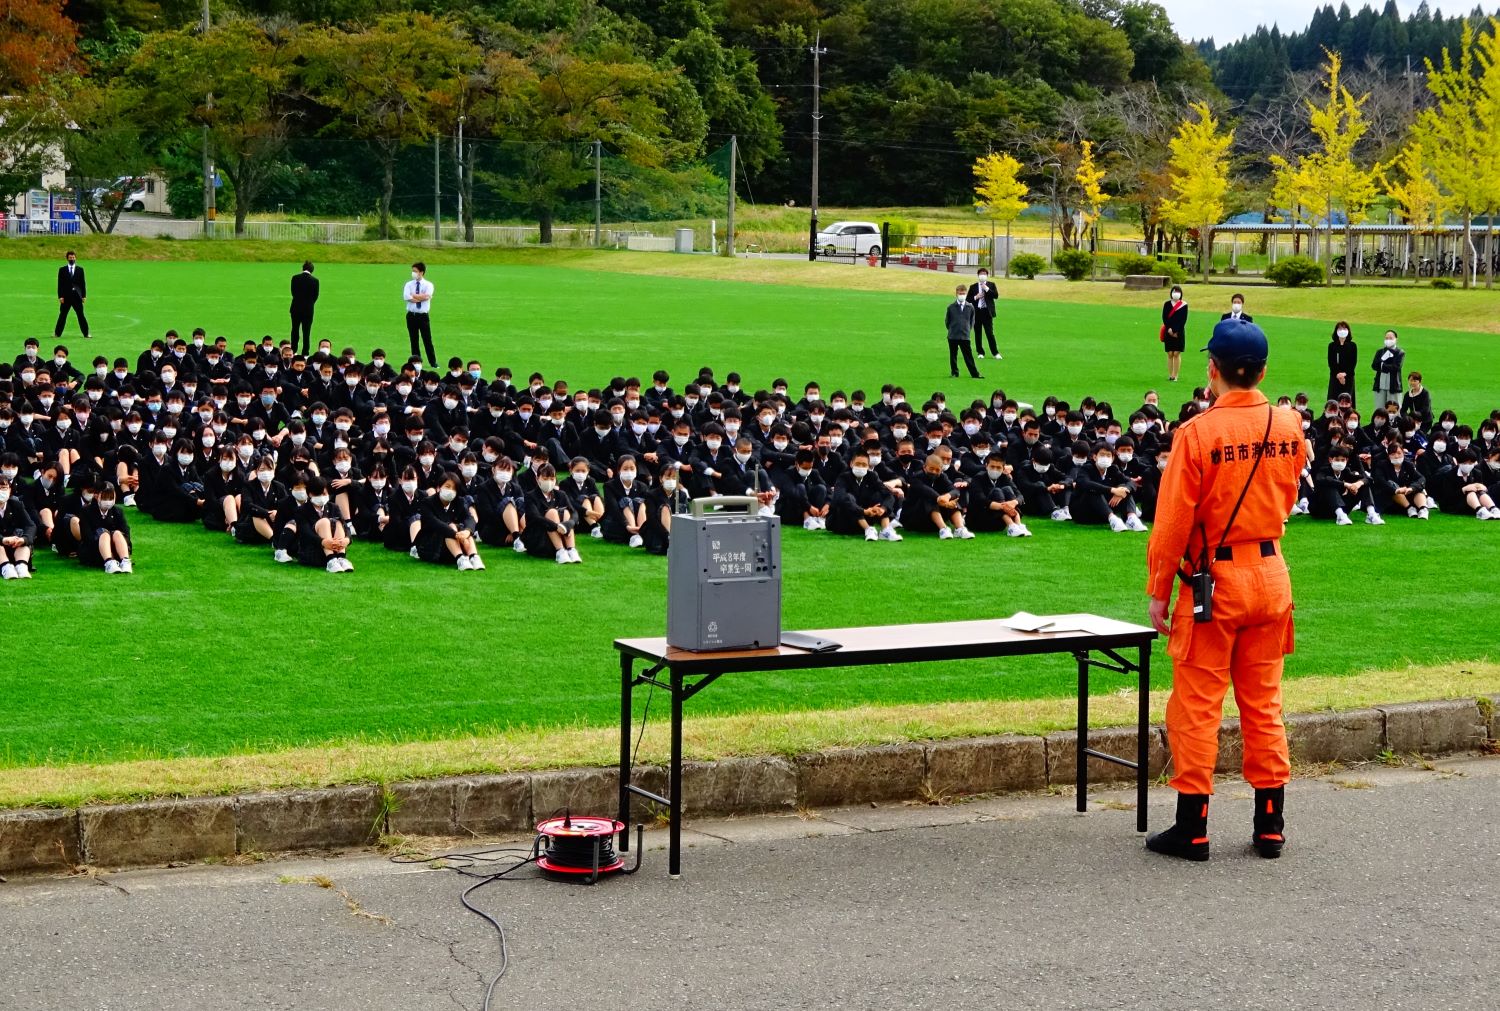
top-left (406, 311), bottom-right (436, 366)
top-left (290, 311), bottom-right (314, 355)
top-left (948, 339), bottom-right (980, 378)
top-left (56, 296), bottom-right (89, 339)
top-left (973, 311), bottom-right (997, 356)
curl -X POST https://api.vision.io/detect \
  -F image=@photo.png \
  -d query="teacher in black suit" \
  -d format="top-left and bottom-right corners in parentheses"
top-left (290, 261), bottom-right (319, 356)
top-left (965, 268), bottom-right (1000, 360)
top-left (55, 250), bottom-right (90, 340)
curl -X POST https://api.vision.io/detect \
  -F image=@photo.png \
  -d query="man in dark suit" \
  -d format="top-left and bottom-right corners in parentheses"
top-left (289, 261), bottom-right (319, 356)
top-left (1219, 292), bottom-right (1253, 323)
top-left (56, 251), bottom-right (89, 340)
top-left (945, 284), bottom-right (981, 379)
top-left (965, 268), bottom-right (1000, 359)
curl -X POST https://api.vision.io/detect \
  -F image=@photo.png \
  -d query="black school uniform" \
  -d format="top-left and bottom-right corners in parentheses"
top-left (78, 501), bottom-right (130, 567)
top-left (1370, 456), bottom-right (1426, 512)
top-left (385, 486), bottom-right (426, 552)
top-left (642, 483), bottom-right (691, 555)
top-left (828, 470), bottom-right (895, 535)
top-left (474, 476), bottom-right (526, 545)
top-left (1014, 461), bottom-right (1071, 517)
top-left (154, 458), bottom-right (206, 523)
top-left (902, 470), bottom-right (959, 532)
top-left (600, 476), bottom-right (648, 543)
top-left (290, 499), bottom-right (338, 566)
top-left (238, 475), bottom-right (288, 544)
top-left (1310, 461), bottom-right (1374, 518)
top-left (0, 496), bottom-right (37, 558)
top-left (202, 463), bottom-right (244, 532)
top-left (414, 493), bottom-right (473, 564)
top-left (965, 469), bottom-right (1020, 532)
top-left (1070, 461), bottom-right (1136, 525)
top-left (521, 486), bottom-right (575, 558)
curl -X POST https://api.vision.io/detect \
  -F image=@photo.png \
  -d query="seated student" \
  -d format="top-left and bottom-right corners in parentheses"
top-left (78, 480), bottom-right (133, 574)
top-left (719, 438), bottom-right (779, 517)
top-left (238, 454), bottom-right (288, 547)
top-left (326, 447), bottom-right (362, 527)
top-left (776, 449), bottom-right (831, 531)
top-left (522, 463), bottom-right (581, 564)
top-left (0, 476), bottom-right (37, 579)
top-left (690, 424), bottom-right (731, 497)
top-left (202, 445), bottom-right (244, 535)
top-left (1371, 440), bottom-right (1430, 519)
top-left (1484, 445), bottom-right (1500, 503)
top-left (384, 465), bottom-right (426, 554)
top-left (1113, 437), bottom-right (1156, 520)
top-left (52, 477), bottom-right (97, 558)
top-left (903, 453), bottom-right (972, 539)
top-left (829, 449), bottom-right (900, 541)
top-left (1310, 445), bottom-right (1382, 525)
top-left (291, 474), bottom-right (353, 572)
top-left (415, 471), bottom-right (484, 570)
top-left (966, 452), bottom-right (1031, 537)
top-left (1438, 449), bottom-right (1499, 520)
top-left (563, 456), bottom-right (606, 539)
top-left (602, 455), bottom-right (649, 547)
top-left (1014, 445), bottom-right (1072, 521)
top-left (1140, 434), bottom-right (1170, 522)
top-left (475, 456), bottom-right (526, 552)
top-left (642, 462), bottom-right (692, 555)
top-left (1070, 442), bottom-right (1147, 532)
top-left (151, 439), bottom-right (207, 523)
top-left (351, 462), bottom-right (392, 542)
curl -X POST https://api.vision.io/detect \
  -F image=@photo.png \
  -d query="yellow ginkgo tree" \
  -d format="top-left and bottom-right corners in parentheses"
top-left (1160, 101), bottom-right (1234, 281)
top-left (973, 152), bottom-right (1030, 277)
top-left (1074, 140), bottom-right (1108, 276)
top-left (1380, 139), bottom-right (1446, 282)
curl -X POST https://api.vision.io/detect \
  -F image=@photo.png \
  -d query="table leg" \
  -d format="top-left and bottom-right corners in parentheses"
top-left (1076, 652), bottom-right (1088, 813)
top-left (670, 667), bottom-right (683, 878)
top-left (618, 653), bottom-right (633, 852)
top-left (1137, 645), bottom-right (1150, 833)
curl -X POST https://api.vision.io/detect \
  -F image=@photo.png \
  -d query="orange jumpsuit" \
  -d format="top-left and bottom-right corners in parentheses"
top-left (1146, 389), bottom-right (1304, 796)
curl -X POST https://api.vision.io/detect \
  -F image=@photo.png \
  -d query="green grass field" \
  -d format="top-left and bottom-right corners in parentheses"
top-left (2, 247), bottom-right (1497, 784)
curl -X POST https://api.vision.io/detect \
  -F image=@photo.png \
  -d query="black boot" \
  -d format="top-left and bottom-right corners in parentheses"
top-left (1146, 793), bottom-right (1211, 861)
top-left (1252, 786), bottom-right (1285, 859)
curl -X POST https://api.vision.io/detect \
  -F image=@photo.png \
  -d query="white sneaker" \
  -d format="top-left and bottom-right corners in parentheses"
top-left (567, 547), bottom-right (582, 564)
top-left (340, 557), bottom-right (355, 572)
top-left (1407, 506), bottom-right (1419, 518)
top-left (469, 554), bottom-right (485, 570)
top-left (104, 559), bottom-right (120, 574)
top-left (589, 526), bottom-right (604, 539)
top-left (409, 546), bottom-right (420, 559)
top-left (456, 554), bottom-right (473, 571)
top-left (1479, 508), bottom-right (1495, 521)
top-left (955, 526), bottom-right (975, 540)
top-left (804, 517), bottom-right (819, 531)
top-left (891, 518), bottom-right (902, 529)
top-left (1335, 509), bottom-right (1353, 526)
top-left (1417, 507), bottom-right (1430, 520)
top-left (123, 494), bottom-right (136, 508)
top-left (994, 352), bottom-right (1004, 360)
top-left (1125, 514), bottom-right (1148, 532)
top-left (513, 537), bottom-right (528, 553)
top-left (864, 526), bottom-right (878, 541)
top-left (119, 558), bottom-right (133, 574)
top-left (274, 548), bottom-right (293, 564)
top-left (1, 563), bottom-right (15, 580)
top-left (1005, 524), bottom-right (1025, 537)
top-left (880, 527), bottom-right (903, 542)
top-left (1366, 511), bottom-right (1385, 526)
top-left (628, 533), bottom-right (644, 548)
top-left (1295, 498), bottom-right (1309, 514)
top-left (1050, 508), bottom-right (1069, 521)
top-left (1061, 508), bottom-right (1072, 521)
top-left (556, 548), bottom-right (570, 564)
top-left (1108, 514), bottom-right (1128, 533)
top-left (326, 558), bottom-right (342, 573)
top-left (16, 563), bottom-right (30, 579)
top-left (938, 527), bottom-right (954, 540)
top-left (815, 516), bottom-right (827, 530)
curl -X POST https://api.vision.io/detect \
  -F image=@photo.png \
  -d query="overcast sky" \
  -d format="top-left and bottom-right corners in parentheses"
top-left (1158, 0), bottom-right (1390, 45)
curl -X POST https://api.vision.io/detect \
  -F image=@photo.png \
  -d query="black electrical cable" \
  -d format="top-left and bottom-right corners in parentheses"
top-left (539, 831), bottom-right (621, 871)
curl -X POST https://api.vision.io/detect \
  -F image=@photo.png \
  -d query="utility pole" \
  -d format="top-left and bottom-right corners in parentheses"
top-left (433, 136), bottom-right (441, 242)
top-left (593, 140), bottom-right (602, 248)
top-left (807, 32), bottom-right (826, 262)
top-left (727, 134), bottom-right (737, 257)
top-left (201, 0), bottom-right (214, 236)
top-left (456, 115), bottom-right (465, 242)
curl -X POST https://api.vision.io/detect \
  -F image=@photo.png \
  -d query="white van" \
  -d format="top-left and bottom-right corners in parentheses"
top-left (813, 221), bottom-right (883, 258)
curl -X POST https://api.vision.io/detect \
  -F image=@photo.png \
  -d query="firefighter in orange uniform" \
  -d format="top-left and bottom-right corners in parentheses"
top-left (1145, 318), bottom-right (1303, 861)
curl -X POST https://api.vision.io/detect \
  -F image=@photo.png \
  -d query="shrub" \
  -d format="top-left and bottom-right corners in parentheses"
top-left (1009, 252), bottom-right (1047, 279)
top-left (1113, 251), bottom-right (1189, 285)
top-left (1265, 255), bottom-right (1326, 288)
top-left (1431, 276), bottom-right (1457, 290)
top-left (884, 217), bottom-right (917, 251)
top-left (1052, 248), bottom-right (1094, 281)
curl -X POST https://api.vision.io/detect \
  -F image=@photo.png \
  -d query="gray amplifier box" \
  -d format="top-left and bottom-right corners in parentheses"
top-left (666, 498), bottom-right (781, 652)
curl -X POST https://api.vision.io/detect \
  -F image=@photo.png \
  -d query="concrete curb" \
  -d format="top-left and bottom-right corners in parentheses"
top-left (2, 697), bottom-right (1494, 875)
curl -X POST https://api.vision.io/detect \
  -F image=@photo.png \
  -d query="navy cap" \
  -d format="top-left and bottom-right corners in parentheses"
top-left (1203, 317), bottom-right (1268, 364)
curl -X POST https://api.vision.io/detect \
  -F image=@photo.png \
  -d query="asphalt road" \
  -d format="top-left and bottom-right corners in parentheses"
top-left (3, 756), bottom-right (1496, 1011)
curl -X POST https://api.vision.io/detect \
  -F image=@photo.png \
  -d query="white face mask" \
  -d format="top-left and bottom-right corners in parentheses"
top-left (219, 459), bottom-right (236, 473)
top-left (673, 434), bottom-right (690, 447)
top-left (1384, 338), bottom-right (1397, 348)
top-left (258, 471), bottom-right (274, 484)
top-left (1002, 412), bottom-right (1017, 424)
top-left (537, 479), bottom-right (556, 494)
top-left (1336, 328), bottom-right (1349, 338)
top-left (1131, 422), bottom-right (1148, 435)
top-left (1432, 441), bottom-right (1448, 454)
top-left (237, 445), bottom-right (254, 460)
top-left (419, 455), bottom-right (435, 468)
top-left (177, 453), bottom-right (194, 466)
top-left (661, 478), bottom-right (677, 492)
top-left (411, 271), bottom-right (420, 281)
top-left (152, 445), bottom-right (167, 459)
top-left (1117, 452), bottom-right (1134, 464)
top-left (438, 488), bottom-right (457, 503)
top-left (311, 494), bottom-right (329, 508)
top-left (1096, 456), bottom-right (1113, 469)
top-left (962, 423), bottom-right (979, 436)
top-left (850, 466), bottom-right (869, 479)
top-left (620, 470), bottom-right (637, 483)
top-left (1032, 462), bottom-right (1049, 473)
top-left (1330, 461), bottom-right (1348, 473)
top-left (573, 472), bottom-right (589, 484)
top-left (371, 478), bottom-right (387, 492)
top-left (1067, 424), bottom-right (1082, 436)
top-left (1198, 400), bottom-right (1211, 411)
top-left (705, 439), bottom-right (721, 452)
top-left (335, 460), bottom-right (352, 474)
top-left (1458, 464), bottom-right (1475, 477)
top-left (1441, 421), bottom-right (1455, 431)
top-left (734, 452), bottom-right (752, 464)
top-left (401, 480), bottom-right (418, 494)
top-left (829, 435), bottom-right (843, 449)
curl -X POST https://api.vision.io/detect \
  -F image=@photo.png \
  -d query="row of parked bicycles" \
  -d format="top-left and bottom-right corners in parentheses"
top-left (1329, 248), bottom-right (1500, 277)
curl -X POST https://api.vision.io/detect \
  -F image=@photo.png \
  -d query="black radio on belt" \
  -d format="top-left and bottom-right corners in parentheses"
top-left (1189, 568), bottom-right (1214, 623)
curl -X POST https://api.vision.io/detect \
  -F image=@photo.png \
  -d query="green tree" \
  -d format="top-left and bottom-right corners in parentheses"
top-left (62, 77), bottom-right (159, 234)
top-left (973, 151), bottom-right (1029, 276)
top-left (1160, 101), bottom-right (1234, 280)
top-left (470, 36), bottom-right (690, 242)
top-left (303, 13), bottom-right (480, 240)
top-left (127, 18), bottom-right (303, 235)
